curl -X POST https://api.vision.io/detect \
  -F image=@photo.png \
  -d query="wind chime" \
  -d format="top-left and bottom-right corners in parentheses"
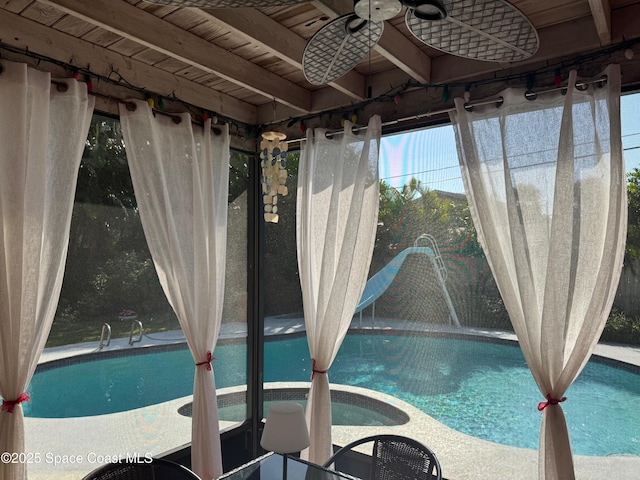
top-left (260, 130), bottom-right (288, 223)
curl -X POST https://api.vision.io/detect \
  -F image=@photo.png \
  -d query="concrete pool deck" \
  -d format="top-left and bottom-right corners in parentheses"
top-left (26, 317), bottom-right (640, 479)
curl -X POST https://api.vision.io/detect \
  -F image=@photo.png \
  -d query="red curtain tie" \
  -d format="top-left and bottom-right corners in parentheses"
top-left (1, 393), bottom-right (30, 414)
top-left (311, 358), bottom-right (327, 380)
top-left (537, 393), bottom-right (567, 411)
top-left (196, 351), bottom-right (214, 371)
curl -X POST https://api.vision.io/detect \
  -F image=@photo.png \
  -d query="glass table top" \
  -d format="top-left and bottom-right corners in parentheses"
top-left (219, 452), bottom-right (358, 480)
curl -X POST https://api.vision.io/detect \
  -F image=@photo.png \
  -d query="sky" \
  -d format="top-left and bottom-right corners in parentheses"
top-left (378, 92), bottom-right (640, 193)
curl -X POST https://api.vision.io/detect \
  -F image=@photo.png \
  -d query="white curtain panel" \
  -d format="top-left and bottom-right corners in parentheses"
top-left (297, 116), bottom-right (381, 463)
top-left (0, 60), bottom-right (94, 480)
top-left (450, 64), bottom-right (625, 480)
top-left (119, 101), bottom-right (229, 480)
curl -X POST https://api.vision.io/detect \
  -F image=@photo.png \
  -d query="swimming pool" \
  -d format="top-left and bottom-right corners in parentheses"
top-left (25, 333), bottom-right (640, 456)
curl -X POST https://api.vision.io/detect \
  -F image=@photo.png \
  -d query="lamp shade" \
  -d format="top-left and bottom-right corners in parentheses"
top-left (260, 402), bottom-right (310, 454)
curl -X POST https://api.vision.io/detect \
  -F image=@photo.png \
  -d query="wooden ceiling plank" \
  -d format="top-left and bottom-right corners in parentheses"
top-left (21, 1), bottom-right (64, 25)
top-left (589, 0), bottom-right (613, 45)
top-left (2, 0), bottom-right (35, 14)
top-left (39, 0), bottom-right (312, 112)
top-left (611, 2), bottom-right (640, 42)
top-left (196, 8), bottom-right (366, 101)
top-left (0, 9), bottom-right (257, 124)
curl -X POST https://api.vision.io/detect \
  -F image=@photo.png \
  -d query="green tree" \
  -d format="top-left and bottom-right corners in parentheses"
top-left (626, 168), bottom-right (640, 258)
top-left (54, 115), bottom-right (171, 344)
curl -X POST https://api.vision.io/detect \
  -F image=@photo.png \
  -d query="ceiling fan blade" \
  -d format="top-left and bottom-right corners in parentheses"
top-left (302, 14), bottom-right (383, 85)
top-left (405, 0), bottom-right (538, 62)
top-left (142, 0), bottom-right (308, 7)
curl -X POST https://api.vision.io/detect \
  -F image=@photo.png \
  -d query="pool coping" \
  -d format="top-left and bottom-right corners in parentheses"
top-left (27, 317), bottom-right (640, 480)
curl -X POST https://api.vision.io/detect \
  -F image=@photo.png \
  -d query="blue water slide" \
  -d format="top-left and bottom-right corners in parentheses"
top-left (355, 247), bottom-right (434, 313)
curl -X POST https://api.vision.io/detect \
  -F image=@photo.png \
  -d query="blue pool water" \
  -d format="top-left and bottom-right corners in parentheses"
top-left (24, 334), bottom-right (640, 456)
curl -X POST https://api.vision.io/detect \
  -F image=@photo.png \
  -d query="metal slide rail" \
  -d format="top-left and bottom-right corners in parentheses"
top-left (414, 234), bottom-right (447, 282)
top-left (129, 319), bottom-right (144, 345)
top-left (414, 234), bottom-right (460, 327)
top-left (98, 323), bottom-right (111, 350)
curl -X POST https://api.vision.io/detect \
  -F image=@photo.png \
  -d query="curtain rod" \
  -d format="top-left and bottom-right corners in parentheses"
top-left (49, 79), bottom-right (224, 135)
top-left (285, 76), bottom-right (608, 145)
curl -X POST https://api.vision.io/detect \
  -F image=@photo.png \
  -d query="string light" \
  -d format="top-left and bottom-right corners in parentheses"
top-left (442, 85), bottom-right (450, 103)
top-left (146, 97), bottom-right (155, 108)
top-left (526, 73), bottom-right (535, 91)
top-left (554, 69), bottom-right (562, 87)
top-left (3, 37), bottom-right (631, 138)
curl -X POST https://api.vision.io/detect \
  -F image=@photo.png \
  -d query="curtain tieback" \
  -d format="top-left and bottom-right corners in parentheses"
top-left (1, 393), bottom-right (30, 413)
top-left (196, 351), bottom-right (214, 371)
top-left (311, 359), bottom-right (327, 380)
top-left (537, 393), bottom-right (567, 411)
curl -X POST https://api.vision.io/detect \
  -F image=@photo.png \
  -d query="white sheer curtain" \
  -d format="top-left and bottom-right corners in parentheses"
top-left (119, 100), bottom-right (229, 480)
top-left (450, 64), bottom-right (625, 480)
top-left (0, 60), bottom-right (94, 480)
top-left (297, 116), bottom-right (381, 463)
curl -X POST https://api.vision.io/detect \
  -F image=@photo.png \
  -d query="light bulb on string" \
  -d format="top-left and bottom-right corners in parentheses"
top-left (441, 85), bottom-right (449, 103)
top-left (463, 85), bottom-right (471, 103)
top-left (554, 69), bottom-right (562, 87)
top-left (526, 73), bottom-right (535, 92)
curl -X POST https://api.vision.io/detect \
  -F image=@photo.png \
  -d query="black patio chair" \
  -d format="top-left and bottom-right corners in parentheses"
top-left (322, 434), bottom-right (442, 480)
top-left (82, 457), bottom-right (201, 480)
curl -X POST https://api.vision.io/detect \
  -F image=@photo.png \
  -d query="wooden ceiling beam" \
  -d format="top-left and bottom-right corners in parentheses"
top-left (39, 0), bottom-right (312, 112)
top-left (588, 0), bottom-right (612, 45)
top-left (196, 8), bottom-right (366, 101)
top-left (0, 9), bottom-right (257, 124)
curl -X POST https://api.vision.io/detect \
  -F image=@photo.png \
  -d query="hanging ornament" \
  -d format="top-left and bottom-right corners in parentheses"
top-left (260, 131), bottom-right (289, 224)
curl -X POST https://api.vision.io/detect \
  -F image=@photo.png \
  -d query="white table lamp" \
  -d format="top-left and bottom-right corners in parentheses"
top-left (260, 402), bottom-right (310, 480)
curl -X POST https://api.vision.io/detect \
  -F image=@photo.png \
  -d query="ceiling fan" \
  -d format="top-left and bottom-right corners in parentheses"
top-left (142, 0), bottom-right (539, 85)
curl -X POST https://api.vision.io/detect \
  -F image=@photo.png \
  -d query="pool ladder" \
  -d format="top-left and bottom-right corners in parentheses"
top-left (98, 323), bottom-right (111, 350)
top-left (129, 319), bottom-right (144, 345)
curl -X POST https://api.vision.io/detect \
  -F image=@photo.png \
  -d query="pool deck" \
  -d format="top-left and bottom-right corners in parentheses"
top-left (27, 317), bottom-right (640, 480)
